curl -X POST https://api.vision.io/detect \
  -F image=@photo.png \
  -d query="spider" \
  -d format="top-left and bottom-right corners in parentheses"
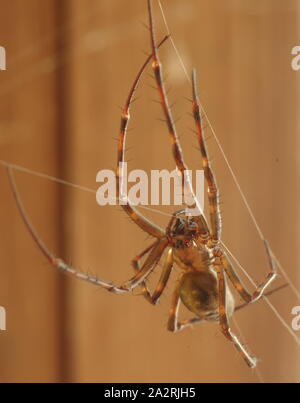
top-left (7, 0), bottom-right (285, 369)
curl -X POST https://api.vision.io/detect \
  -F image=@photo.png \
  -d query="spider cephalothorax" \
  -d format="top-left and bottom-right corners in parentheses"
top-left (168, 211), bottom-right (200, 249)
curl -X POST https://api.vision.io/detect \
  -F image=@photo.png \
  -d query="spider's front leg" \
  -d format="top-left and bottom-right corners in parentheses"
top-left (116, 33), bottom-right (168, 240)
top-left (192, 70), bottom-right (221, 244)
top-left (147, 0), bottom-right (204, 218)
top-left (7, 34), bottom-right (172, 294)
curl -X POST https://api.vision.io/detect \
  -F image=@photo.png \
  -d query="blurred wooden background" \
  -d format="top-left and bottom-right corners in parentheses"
top-left (0, 0), bottom-right (299, 383)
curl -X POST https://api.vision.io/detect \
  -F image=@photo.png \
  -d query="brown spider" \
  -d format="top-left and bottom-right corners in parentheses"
top-left (8, 0), bottom-right (285, 368)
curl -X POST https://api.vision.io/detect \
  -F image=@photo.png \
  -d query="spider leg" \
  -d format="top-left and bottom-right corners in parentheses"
top-left (7, 167), bottom-right (168, 293)
top-left (131, 241), bottom-right (157, 300)
top-left (192, 70), bottom-right (221, 243)
top-left (169, 313), bottom-right (204, 332)
top-left (215, 265), bottom-right (257, 368)
top-left (58, 238), bottom-right (166, 293)
top-left (215, 264), bottom-right (257, 368)
top-left (167, 278), bottom-right (181, 332)
top-left (220, 242), bottom-right (277, 304)
top-left (147, 0), bottom-right (203, 217)
top-left (116, 35), bottom-right (169, 239)
top-left (132, 246), bottom-right (173, 305)
top-left (176, 317), bottom-right (204, 330)
top-left (235, 283), bottom-right (289, 312)
top-left (120, 239), bottom-right (169, 290)
top-left (146, 248), bottom-right (173, 305)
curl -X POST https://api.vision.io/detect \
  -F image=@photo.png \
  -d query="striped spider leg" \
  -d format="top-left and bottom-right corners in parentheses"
top-left (7, 35), bottom-right (172, 296)
top-left (146, 0), bottom-right (278, 368)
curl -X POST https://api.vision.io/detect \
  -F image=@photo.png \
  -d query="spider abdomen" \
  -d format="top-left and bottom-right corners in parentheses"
top-left (179, 271), bottom-right (219, 319)
top-left (179, 271), bottom-right (235, 321)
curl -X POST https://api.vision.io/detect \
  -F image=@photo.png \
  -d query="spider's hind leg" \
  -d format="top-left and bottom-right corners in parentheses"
top-left (7, 166), bottom-right (168, 294)
top-left (215, 263), bottom-right (258, 368)
top-left (221, 241), bottom-right (277, 305)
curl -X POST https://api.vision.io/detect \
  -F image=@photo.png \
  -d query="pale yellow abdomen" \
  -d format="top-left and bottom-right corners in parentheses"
top-left (179, 271), bottom-right (235, 321)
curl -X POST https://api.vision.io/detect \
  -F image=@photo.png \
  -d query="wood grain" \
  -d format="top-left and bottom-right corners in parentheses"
top-left (0, 0), bottom-right (299, 382)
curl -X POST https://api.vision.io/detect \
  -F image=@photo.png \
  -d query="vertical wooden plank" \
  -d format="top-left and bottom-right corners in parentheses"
top-left (222, 0), bottom-right (300, 382)
top-left (0, 0), bottom-right (64, 381)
